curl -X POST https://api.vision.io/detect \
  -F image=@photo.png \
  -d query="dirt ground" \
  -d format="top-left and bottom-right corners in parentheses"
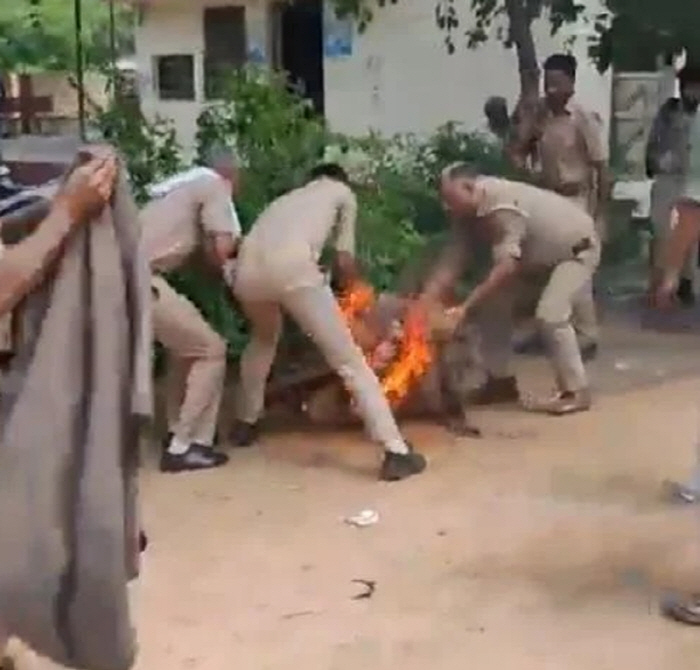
top-left (127, 305), bottom-right (700, 670)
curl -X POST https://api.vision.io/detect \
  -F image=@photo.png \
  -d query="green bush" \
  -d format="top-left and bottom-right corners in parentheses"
top-left (92, 99), bottom-right (184, 204)
top-left (94, 67), bottom-right (514, 359)
top-left (195, 68), bottom-right (329, 229)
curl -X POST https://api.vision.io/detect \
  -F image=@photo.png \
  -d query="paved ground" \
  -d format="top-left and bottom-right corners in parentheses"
top-left (123, 303), bottom-right (700, 670)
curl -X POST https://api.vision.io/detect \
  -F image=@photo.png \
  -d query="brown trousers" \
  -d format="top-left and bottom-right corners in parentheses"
top-left (152, 275), bottom-right (226, 446)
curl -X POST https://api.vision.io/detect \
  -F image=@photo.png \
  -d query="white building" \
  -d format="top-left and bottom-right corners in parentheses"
top-left (134, 0), bottom-right (613, 153)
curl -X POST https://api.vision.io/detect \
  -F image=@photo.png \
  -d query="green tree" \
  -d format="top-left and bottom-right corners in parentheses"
top-left (592, 0), bottom-right (699, 71)
top-left (330, 0), bottom-right (700, 81)
top-left (0, 0), bottom-right (134, 72)
top-left (330, 0), bottom-right (585, 103)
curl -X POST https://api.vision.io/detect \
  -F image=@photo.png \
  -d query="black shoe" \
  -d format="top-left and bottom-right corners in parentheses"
top-left (159, 444), bottom-right (229, 473)
top-left (678, 278), bottom-right (695, 304)
top-left (380, 445), bottom-right (427, 482)
top-left (660, 592), bottom-right (700, 625)
top-left (677, 278), bottom-right (696, 307)
top-left (579, 341), bottom-right (599, 362)
top-left (163, 431), bottom-right (220, 451)
top-left (231, 420), bottom-right (260, 447)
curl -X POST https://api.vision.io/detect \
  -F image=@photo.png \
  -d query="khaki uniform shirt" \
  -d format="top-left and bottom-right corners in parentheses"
top-left (236, 177), bottom-right (357, 296)
top-left (435, 178), bottom-right (598, 284)
top-left (536, 99), bottom-right (607, 196)
top-left (140, 168), bottom-right (241, 273)
top-left (476, 177), bottom-right (598, 268)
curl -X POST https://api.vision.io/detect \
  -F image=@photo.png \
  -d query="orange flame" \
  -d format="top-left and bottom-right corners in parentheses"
top-left (339, 281), bottom-right (433, 408)
top-left (338, 280), bottom-right (375, 320)
top-left (380, 304), bottom-right (433, 407)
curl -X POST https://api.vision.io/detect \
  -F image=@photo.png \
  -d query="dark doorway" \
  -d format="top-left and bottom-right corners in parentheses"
top-left (273, 0), bottom-right (324, 115)
top-left (203, 6), bottom-right (247, 99)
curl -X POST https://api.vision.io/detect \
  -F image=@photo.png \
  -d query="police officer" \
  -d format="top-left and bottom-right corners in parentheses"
top-left (141, 146), bottom-right (241, 473)
top-left (231, 163), bottom-right (426, 482)
top-left (509, 53), bottom-right (609, 361)
top-left (422, 163), bottom-right (599, 416)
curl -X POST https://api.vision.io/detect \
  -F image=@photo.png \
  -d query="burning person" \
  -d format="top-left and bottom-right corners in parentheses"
top-left (420, 162), bottom-right (600, 416)
top-left (230, 163), bottom-right (427, 482)
top-left (304, 289), bottom-right (482, 436)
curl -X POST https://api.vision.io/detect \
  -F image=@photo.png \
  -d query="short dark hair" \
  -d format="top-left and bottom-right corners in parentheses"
top-left (679, 65), bottom-right (700, 87)
top-left (309, 163), bottom-right (349, 183)
top-left (484, 95), bottom-right (508, 116)
top-left (544, 53), bottom-right (577, 80)
top-left (442, 162), bottom-right (479, 181)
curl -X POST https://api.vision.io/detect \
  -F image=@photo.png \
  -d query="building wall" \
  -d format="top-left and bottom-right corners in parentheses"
top-left (30, 72), bottom-right (108, 117)
top-left (135, 0), bottom-right (612, 153)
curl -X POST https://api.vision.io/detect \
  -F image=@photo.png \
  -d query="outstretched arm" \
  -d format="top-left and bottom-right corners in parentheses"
top-left (0, 153), bottom-right (117, 317)
top-left (420, 215), bottom-right (471, 304)
top-left (453, 209), bottom-right (524, 321)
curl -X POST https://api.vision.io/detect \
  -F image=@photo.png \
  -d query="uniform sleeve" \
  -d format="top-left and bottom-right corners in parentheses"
top-left (491, 209), bottom-right (527, 264)
top-left (334, 189), bottom-right (357, 254)
top-left (579, 109), bottom-right (608, 164)
top-left (199, 175), bottom-right (241, 237)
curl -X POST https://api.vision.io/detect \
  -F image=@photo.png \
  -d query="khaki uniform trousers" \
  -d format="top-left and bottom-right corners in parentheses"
top-left (234, 279), bottom-right (407, 453)
top-left (565, 191), bottom-right (599, 346)
top-left (152, 275), bottom-right (226, 446)
top-left (479, 246), bottom-right (600, 393)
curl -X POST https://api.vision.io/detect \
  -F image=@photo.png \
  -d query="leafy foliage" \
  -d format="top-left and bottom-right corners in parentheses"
top-left (97, 67), bottom-right (511, 355)
top-left (195, 68), bottom-right (329, 230)
top-left (94, 99), bottom-right (183, 204)
top-left (328, 0), bottom-right (697, 73)
top-left (591, 0), bottom-right (699, 72)
top-left (0, 0), bottom-right (134, 72)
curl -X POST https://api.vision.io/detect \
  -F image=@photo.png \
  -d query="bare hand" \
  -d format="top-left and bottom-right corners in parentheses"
top-left (55, 152), bottom-right (118, 225)
top-left (428, 303), bottom-right (466, 342)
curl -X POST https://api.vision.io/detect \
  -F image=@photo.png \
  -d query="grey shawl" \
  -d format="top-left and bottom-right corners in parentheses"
top-left (0, 155), bottom-right (152, 670)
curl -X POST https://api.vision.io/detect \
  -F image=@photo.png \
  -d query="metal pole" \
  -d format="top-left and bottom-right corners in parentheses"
top-left (109, 0), bottom-right (118, 98)
top-left (74, 0), bottom-right (86, 140)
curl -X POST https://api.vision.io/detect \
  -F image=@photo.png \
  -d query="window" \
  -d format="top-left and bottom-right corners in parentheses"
top-left (154, 54), bottom-right (195, 101)
top-left (203, 6), bottom-right (246, 99)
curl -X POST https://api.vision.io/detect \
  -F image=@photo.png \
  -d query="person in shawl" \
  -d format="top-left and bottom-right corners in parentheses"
top-left (0, 152), bottom-right (118, 670)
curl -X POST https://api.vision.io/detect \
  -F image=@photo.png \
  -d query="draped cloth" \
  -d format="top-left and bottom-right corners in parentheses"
top-left (0, 151), bottom-right (153, 670)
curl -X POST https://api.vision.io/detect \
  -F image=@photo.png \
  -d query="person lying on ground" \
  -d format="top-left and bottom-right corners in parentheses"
top-left (230, 163), bottom-right (427, 482)
top-left (301, 291), bottom-right (482, 437)
top-left (418, 162), bottom-right (600, 416)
